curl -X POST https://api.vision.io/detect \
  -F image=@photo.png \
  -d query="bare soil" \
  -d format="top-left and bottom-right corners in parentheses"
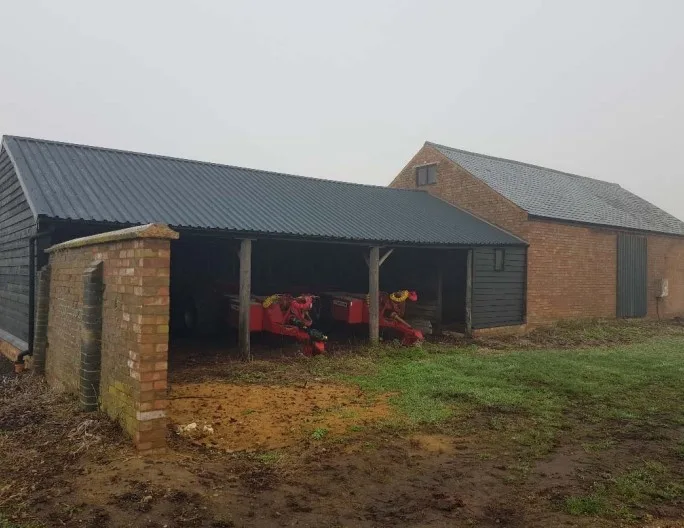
top-left (169, 381), bottom-right (392, 451)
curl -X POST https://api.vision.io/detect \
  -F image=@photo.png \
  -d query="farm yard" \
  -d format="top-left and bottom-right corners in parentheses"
top-left (1, 319), bottom-right (684, 528)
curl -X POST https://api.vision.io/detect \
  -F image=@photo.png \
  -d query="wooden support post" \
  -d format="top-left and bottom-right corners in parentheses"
top-left (465, 249), bottom-right (473, 336)
top-left (368, 246), bottom-right (380, 343)
top-left (238, 239), bottom-right (252, 361)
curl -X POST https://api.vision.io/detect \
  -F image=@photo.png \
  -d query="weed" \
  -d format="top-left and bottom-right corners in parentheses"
top-left (348, 425), bottom-right (364, 432)
top-left (311, 428), bottom-right (329, 440)
top-left (565, 495), bottom-right (607, 515)
top-left (254, 451), bottom-right (281, 464)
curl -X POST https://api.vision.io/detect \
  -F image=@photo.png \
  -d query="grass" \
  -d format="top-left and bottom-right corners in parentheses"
top-left (565, 495), bottom-right (607, 515)
top-left (565, 460), bottom-right (684, 518)
top-left (341, 336), bottom-right (684, 453)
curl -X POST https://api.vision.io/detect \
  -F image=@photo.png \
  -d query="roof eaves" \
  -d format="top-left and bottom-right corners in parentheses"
top-left (527, 213), bottom-right (684, 238)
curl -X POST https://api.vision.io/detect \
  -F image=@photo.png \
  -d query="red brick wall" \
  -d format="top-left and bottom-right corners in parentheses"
top-left (45, 224), bottom-right (178, 452)
top-left (647, 234), bottom-right (684, 318)
top-left (389, 144), bottom-right (529, 238)
top-left (526, 220), bottom-right (617, 324)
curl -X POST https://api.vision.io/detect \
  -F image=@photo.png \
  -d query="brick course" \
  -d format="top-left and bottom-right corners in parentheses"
top-left (390, 145), bottom-right (684, 325)
top-left (45, 224), bottom-right (178, 451)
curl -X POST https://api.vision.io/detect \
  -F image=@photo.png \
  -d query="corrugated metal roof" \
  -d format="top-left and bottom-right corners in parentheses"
top-left (429, 142), bottom-right (684, 236)
top-left (1, 136), bottom-right (524, 246)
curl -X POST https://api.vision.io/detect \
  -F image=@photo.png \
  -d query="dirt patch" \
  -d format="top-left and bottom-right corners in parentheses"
top-left (408, 434), bottom-right (457, 454)
top-left (168, 381), bottom-right (392, 451)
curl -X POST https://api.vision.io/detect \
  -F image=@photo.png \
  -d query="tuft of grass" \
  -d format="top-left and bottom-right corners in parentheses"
top-left (565, 494), bottom-right (607, 515)
top-left (311, 428), bottom-right (329, 440)
top-left (254, 451), bottom-right (281, 464)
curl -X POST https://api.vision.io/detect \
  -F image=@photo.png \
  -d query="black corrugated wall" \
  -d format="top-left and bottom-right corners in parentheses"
top-left (472, 247), bottom-right (526, 328)
top-left (617, 233), bottom-right (647, 318)
top-left (0, 149), bottom-right (35, 342)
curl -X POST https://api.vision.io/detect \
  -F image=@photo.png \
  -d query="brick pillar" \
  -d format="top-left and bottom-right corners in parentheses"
top-left (80, 261), bottom-right (104, 411)
top-left (32, 264), bottom-right (51, 374)
top-left (129, 238), bottom-right (172, 451)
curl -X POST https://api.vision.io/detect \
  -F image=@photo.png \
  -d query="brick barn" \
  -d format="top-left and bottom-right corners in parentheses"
top-left (0, 135), bottom-right (526, 450)
top-left (391, 141), bottom-right (684, 325)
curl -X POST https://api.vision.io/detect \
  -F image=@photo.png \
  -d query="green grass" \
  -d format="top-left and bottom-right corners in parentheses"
top-left (311, 427), bottom-right (329, 440)
top-left (343, 337), bottom-right (684, 445)
top-left (565, 460), bottom-right (684, 518)
top-left (565, 494), bottom-right (607, 515)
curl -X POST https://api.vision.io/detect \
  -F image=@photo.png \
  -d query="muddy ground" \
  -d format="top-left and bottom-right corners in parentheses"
top-left (1, 321), bottom-right (684, 527)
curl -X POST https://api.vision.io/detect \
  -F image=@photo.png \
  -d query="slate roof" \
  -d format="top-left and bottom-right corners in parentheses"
top-left (0, 136), bottom-right (524, 247)
top-left (428, 142), bottom-right (684, 236)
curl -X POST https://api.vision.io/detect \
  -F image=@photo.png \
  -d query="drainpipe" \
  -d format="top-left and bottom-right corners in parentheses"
top-left (15, 221), bottom-right (53, 368)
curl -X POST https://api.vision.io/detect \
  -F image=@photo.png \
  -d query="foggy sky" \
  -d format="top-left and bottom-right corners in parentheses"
top-left (1, 1), bottom-right (683, 220)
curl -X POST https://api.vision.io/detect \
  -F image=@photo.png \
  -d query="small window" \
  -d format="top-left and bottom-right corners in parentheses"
top-left (416, 164), bottom-right (437, 186)
top-left (494, 249), bottom-right (505, 271)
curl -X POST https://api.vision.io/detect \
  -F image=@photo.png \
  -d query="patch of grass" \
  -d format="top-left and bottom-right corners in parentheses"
top-left (565, 494), bottom-right (607, 515)
top-left (311, 428), bottom-right (329, 440)
top-left (254, 451), bottom-right (281, 464)
top-left (347, 425), bottom-right (364, 432)
top-left (565, 461), bottom-right (684, 518)
top-left (612, 461), bottom-right (684, 505)
top-left (342, 336), bottom-right (684, 454)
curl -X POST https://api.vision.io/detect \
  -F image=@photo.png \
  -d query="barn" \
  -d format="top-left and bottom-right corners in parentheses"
top-left (0, 136), bottom-right (528, 450)
top-left (391, 141), bottom-right (684, 325)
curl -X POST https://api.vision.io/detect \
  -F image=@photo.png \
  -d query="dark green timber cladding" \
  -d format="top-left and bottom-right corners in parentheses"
top-left (0, 149), bottom-right (35, 342)
top-left (617, 233), bottom-right (647, 318)
top-left (471, 247), bottom-right (526, 328)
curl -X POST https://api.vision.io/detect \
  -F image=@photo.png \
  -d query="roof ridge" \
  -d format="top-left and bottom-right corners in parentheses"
top-left (2, 135), bottom-right (420, 193)
top-left (425, 141), bottom-right (621, 187)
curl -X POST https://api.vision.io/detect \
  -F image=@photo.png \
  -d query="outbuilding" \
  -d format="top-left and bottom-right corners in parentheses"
top-left (391, 141), bottom-right (684, 325)
top-left (0, 135), bottom-right (527, 365)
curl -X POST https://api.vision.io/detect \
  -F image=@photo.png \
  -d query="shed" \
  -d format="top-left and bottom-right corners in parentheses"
top-left (0, 136), bottom-right (527, 363)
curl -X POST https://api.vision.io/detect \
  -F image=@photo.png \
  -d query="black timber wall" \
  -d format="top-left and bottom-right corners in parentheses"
top-left (472, 247), bottom-right (526, 328)
top-left (0, 149), bottom-right (35, 342)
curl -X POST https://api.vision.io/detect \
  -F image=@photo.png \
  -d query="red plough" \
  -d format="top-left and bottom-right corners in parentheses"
top-left (323, 290), bottom-right (424, 345)
top-left (228, 294), bottom-right (327, 356)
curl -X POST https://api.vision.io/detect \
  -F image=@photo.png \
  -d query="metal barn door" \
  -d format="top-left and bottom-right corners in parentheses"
top-left (617, 233), bottom-right (647, 318)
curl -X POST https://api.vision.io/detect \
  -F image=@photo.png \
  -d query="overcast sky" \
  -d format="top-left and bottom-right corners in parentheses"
top-left (1, 1), bottom-right (683, 220)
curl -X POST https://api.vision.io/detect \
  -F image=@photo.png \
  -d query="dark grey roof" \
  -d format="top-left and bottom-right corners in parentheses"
top-left (1, 136), bottom-right (524, 247)
top-left (429, 142), bottom-right (684, 236)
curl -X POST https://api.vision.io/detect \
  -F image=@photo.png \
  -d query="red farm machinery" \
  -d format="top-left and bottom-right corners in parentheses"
top-left (322, 290), bottom-right (424, 345)
top-left (227, 293), bottom-right (327, 356)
